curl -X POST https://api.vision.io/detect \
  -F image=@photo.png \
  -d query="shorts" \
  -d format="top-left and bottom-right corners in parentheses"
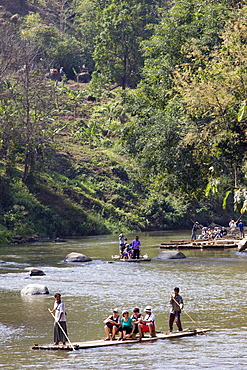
top-left (119, 326), bottom-right (132, 334)
top-left (105, 323), bottom-right (119, 332)
top-left (141, 324), bottom-right (155, 332)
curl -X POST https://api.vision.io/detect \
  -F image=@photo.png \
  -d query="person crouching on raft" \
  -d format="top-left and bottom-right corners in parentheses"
top-left (50, 293), bottom-right (67, 345)
top-left (103, 308), bottom-right (120, 340)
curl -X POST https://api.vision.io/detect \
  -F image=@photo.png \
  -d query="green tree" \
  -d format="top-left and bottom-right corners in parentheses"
top-left (0, 35), bottom-right (56, 183)
top-left (73, 0), bottom-right (98, 69)
top-left (92, 0), bottom-right (161, 89)
top-left (172, 4), bottom-right (247, 210)
top-left (20, 11), bottom-right (83, 75)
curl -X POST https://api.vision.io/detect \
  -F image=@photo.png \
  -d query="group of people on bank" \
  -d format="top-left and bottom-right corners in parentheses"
top-left (50, 288), bottom-right (184, 345)
top-left (119, 234), bottom-right (141, 259)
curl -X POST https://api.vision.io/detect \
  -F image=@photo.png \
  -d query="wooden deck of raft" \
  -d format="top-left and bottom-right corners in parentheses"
top-left (112, 255), bottom-right (151, 262)
top-left (31, 328), bottom-right (211, 351)
top-left (160, 238), bottom-right (239, 249)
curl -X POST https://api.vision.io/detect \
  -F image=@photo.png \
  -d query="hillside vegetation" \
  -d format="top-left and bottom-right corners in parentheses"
top-left (0, 0), bottom-right (246, 242)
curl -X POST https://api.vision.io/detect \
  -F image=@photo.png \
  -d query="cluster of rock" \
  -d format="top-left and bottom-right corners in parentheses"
top-left (20, 251), bottom-right (187, 295)
top-left (21, 252), bottom-right (91, 295)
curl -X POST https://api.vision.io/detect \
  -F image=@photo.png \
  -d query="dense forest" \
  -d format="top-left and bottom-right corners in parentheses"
top-left (0, 0), bottom-right (246, 242)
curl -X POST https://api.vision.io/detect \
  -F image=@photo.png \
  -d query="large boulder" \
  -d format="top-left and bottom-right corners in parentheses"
top-left (64, 252), bottom-right (92, 263)
top-left (21, 284), bottom-right (49, 295)
top-left (157, 251), bottom-right (186, 260)
top-left (238, 238), bottom-right (247, 252)
top-left (29, 269), bottom-right (46, 276)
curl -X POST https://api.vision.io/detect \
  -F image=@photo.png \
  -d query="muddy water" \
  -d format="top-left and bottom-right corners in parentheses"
top-left (0, 231), bottom-right (247, 369)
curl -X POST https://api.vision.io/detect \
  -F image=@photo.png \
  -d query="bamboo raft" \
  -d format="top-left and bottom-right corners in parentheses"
top-left (160, 238), bottom-right (239, 249)
top-left (111, 255), bottom-right (151, 262)
top-left (31, 328), bottom-right (211, 351)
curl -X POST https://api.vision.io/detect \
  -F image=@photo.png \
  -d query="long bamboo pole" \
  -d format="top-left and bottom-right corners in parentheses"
top-left (48, 309), bottom-right (76, 351)
top-left (170, 294), bottom-right (208, 336)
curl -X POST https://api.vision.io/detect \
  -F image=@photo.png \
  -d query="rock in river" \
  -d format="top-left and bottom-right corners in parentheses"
top-left (29, 269), bottom-right (46, 276)
top-left (21, 284), bottom-right (49, 295)
top-left (157, 251), bottom-right (186, 260)
top-left (64, 252), bottom-right (92, 262)
top-left (238, 238), bottom-right (247, 252)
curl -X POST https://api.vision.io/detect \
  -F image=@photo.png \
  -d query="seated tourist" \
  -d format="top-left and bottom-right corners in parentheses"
top-left (123, 244), bottom-right (132, 259)
top-left (103, 308), bottom-right (120, 340)
top-left (131, 307), bottom-right (143, 338)
top-left (198, 227), bottom-right (208, 239)
top-left (118, 310), bottom-right (134, 340)
top-left (140, 306), bottom-right (156, 338)
top-left (221, 226), bottom-right (227, 236)
top-left (212, 227), bottom-right (222, 239)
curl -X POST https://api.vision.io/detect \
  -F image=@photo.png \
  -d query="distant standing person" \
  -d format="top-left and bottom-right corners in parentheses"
top-left (168, 287), bottom-right (183, 332)
top-left (229, 219), bottom-right (237, 235)
top-left (50, 293), bottom-right (67, 345)
top-left (132, 236), bottom-right (141, 259)
top-left (238, 220), bottom-right (245, 238)
top-left (191, 221), bottom-right (200, 240)
top-left (119, 233), bottom-right (125, 255)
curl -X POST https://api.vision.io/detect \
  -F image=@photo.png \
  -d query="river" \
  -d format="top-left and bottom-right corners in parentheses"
top-left (0, 230), bottom-right (247, 369)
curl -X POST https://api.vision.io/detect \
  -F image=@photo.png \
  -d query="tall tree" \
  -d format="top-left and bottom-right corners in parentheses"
top-left (20, 10), bottom-right (83, 75)
top-left (92, 0), bottom-right (161, 89)
top-left (172, 4), bottom-right (247, 210)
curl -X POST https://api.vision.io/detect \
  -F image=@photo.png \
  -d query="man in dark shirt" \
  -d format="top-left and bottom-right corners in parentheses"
top-left (168, 287), bottom-right (183, 332)
top-left (191, 221), bottom-right (200, 240)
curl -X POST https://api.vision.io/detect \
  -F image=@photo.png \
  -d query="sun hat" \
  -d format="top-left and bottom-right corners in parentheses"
top-left (145, 306), bottom-right (152, 312)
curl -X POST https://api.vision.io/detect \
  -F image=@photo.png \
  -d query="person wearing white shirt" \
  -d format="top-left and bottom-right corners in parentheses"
top-left (50, 293), bottom-right (67, 345)
top-left (140, 306), bottom-right (156, 338)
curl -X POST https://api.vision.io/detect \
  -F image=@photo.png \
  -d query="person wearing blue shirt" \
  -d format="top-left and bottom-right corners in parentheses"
top-left (238, 220), bottom-right (245, 238)
top-left (132, 236), bottom-right (141, 259)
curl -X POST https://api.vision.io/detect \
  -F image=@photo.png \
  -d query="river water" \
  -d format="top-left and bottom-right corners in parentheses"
top-left (0, 230), bottom-right (247, 369)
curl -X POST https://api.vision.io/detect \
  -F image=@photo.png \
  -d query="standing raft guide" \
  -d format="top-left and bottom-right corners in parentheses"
top-left (32, 288), bottom-right (210, 351)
